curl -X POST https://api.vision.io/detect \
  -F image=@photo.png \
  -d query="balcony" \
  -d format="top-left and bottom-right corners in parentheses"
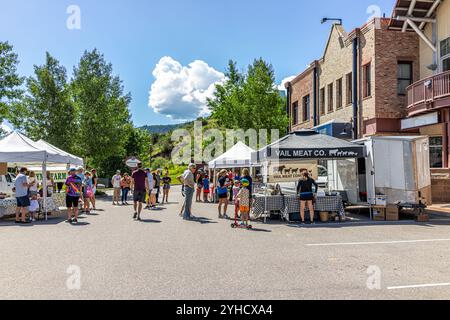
top-left (407, 70), bottom-right (450, 117)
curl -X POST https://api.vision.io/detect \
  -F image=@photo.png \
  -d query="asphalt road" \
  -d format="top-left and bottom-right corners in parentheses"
top-left (1, 186), bottom-right (450, 300)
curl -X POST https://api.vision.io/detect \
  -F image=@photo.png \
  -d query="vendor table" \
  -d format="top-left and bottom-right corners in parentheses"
top-left (253, 195), bottom-right (284, 218)
top-left (281, 195), bottom-right (345, 222)
top-left (0, 198), bottom-right (17, 217)
top-left (252, 194), bottom-right (345, 222)
top-left (0, 193), bottom-right (64, 218)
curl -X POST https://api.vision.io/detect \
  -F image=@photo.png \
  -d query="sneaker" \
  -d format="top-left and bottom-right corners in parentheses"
top-left (223, 214), bottom-right (230, 220)
top-left (72, 219), bottom-right (78, 224)
top-left (137, 217), bottom-right (142, 221)
top-left (133, 213), bottom-right (137, 219)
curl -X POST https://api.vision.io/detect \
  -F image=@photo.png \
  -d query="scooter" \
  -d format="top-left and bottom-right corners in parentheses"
top-left (230, 211), bottom-right (253, 230)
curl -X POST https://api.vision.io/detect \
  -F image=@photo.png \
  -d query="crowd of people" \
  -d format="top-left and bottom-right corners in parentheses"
top-left (13, 166), bottom-right (98, 224)
top-left (12, 162), bottom-right (319, 227)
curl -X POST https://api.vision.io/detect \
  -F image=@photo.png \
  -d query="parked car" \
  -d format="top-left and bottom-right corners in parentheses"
top-left (0, 172), bottom-right (16, 196)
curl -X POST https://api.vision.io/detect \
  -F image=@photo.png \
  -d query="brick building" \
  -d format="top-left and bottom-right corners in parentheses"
top-left (390, 0), bottom-right (450, 202)
top-left (286, 18), bottom-right (420, 138)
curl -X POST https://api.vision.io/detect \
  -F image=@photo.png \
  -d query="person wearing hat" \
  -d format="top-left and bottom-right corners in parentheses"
top-left (111, 170), bottom-right (122, 206)
top-left (65, 168), bottom-right (83, 224)
top-left (237, 179), bottom-right (251, 227)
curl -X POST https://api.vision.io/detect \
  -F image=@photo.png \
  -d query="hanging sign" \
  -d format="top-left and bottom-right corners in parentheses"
top-left (125, 157), bottom-right (141, 169)
top-left (267, 161), bottom-right (318, 183)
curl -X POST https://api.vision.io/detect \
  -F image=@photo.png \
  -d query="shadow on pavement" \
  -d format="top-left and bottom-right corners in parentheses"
top-left (138, 219), bottom-right (162, 224)
top-left (186, 216), bottom-right (218, 225)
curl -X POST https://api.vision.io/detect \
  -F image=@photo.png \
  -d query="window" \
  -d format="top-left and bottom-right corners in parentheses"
top-left (429, 137), bottom-right (443, 168)
top-left (397, 62), bottom-right (413, 96)
top-left (320, 88), bottom-right (325, 115)
top-left (363, 63), bottom-right (371, 98)
top-left (443, 57), bottom-right (450, 72)
top-left (441, 38), bottom-right (450, 72)
top-left (336, 78), bottom-right (343, 109)
top-left (303, 95), bottom-right (310, 122)
top-left (327, 83), bottom-right (333, 112)
top-left (346, 73), bottom-right (353, 105)
top-left (292, 101), bottom-right (298, 125)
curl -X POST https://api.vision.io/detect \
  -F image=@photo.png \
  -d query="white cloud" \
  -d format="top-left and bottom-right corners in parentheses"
top-left (148, 56), bottom-right (225, 120)
top-left (277, 76), bottom-right (296, 91)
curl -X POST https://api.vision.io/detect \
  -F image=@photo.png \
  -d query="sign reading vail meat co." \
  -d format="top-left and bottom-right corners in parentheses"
top-left (269, 147), bottom-right (363, 159)
top-left (267, 161), bottom-right (318, 183)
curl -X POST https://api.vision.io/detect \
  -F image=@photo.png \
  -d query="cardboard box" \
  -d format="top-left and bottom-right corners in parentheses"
top-left (386, 205), bottom-right (399, 221)
top-left (416, 214), bottom-right (430, 223)
top-left (375, 195), bottom-right (387, 207)
top-left (0, 163), bottom-right (7, 175)
top-left (373, 208), bottom-right (386, 221)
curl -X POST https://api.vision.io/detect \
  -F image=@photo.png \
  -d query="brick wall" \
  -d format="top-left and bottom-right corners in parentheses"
top-left (287, 19), bottom-right (420, 137)
top-left (290, 67), bottom-right (314, 131)
top-left (374, 21), bottom-right (420, 120)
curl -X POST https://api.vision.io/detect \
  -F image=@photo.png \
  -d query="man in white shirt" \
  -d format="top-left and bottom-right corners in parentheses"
top-left (14, 167), bottom-right (32, 224)
top-left (182, 164), bottom-right (196, 220)
top-left (145, 168), bottom-right (155, 209)
top-left (111, 170), bottom-right (122, 206)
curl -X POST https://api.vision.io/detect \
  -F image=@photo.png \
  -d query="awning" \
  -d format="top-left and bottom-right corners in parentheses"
top-left (208, 142), bottom-right (259, 169)
top-left (389, 0), bottom-right (442, 44)
top-left (253, 130), bottom-right (366, 162)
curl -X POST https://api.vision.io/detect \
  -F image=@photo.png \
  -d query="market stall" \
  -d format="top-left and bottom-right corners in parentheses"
top-left (208, 142), bottom-right (261, 199)
top-left (252, 130), bottom-right (366, 223)
top-left (0, 132), bottom-right (84, 220)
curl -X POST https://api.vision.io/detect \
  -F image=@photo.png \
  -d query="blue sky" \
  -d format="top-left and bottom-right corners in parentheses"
top-left (1, 0), bottom-right (395, 127)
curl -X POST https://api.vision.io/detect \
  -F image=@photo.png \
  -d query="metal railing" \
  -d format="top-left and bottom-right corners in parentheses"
top-left (407, 70), bottom-right (450, 111)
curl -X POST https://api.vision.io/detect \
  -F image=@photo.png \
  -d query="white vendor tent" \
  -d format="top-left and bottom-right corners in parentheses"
top-left (208, 142), bottom-right (258, 169)
top-left (0, 131), bottom-right (84, 219)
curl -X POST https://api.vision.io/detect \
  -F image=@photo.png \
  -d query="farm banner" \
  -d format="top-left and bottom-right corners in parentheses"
top-left (267, 161), bottom-right (318, 183)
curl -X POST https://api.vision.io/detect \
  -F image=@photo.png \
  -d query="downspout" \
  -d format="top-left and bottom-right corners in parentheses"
top-left (286, 83), bottom-right (291, 133)
top-left (313, 63), bottom-right (319, 127)
top-left (352, 32), bottom-right (360, 140)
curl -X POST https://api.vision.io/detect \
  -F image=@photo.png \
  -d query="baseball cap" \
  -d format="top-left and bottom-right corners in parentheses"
top-left (69, 168), bottom-right (77, 172)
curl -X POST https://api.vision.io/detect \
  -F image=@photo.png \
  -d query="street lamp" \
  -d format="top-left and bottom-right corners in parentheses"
top-left (321, 18), bottom-right (343, 25)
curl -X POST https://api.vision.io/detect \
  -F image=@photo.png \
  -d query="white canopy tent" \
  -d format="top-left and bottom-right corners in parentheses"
top-left (208, 142), bottom-right (258, 169)
top-left (0, 131), bottom-right (84, 219)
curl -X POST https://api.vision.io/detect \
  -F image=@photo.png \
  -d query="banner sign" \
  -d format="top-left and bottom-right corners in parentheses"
top-left (267, 161), bottom-right (318, 183)
top-left (266, 147), bottom-right (364, 159)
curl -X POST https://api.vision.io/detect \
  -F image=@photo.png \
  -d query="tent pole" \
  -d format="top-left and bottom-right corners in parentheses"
top-left (42, 159), bottom-right (47, 221)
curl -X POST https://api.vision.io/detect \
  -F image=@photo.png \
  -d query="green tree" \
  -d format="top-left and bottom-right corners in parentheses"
top-left (0, 42), bottom-right (23, 126)
top-left (72, 49), bottom-right (132, 171)
top-left (242, 58), bottom-right (287, 133)
top-left (19, 52), bottom-right (75, 151)
top-left (208, 58), bottom-right (287, 134)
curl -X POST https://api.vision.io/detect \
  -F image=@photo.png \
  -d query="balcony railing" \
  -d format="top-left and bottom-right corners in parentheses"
top-left (407, 70), bottom-right (450, 116)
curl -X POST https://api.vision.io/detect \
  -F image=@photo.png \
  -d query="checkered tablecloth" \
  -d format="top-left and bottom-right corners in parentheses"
top-left (252, 194), bottom-right (345, 220)
top-left (252, 195), bottom-right (284, 217)
top-left (281, 195), bottom-right (345, 220)
top-left (0, 198), bottom-right (17, 217)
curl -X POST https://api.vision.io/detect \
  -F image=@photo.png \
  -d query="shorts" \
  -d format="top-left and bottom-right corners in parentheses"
top-left (149, 189), bottom-right (156, 195)
top-left (133, 190), bottom-right (146, 203)
top-left (203, 189), bottom-right (210, 194)
top-left (218, 193), bottom-right (228, 199)
top-left (66, 195), bottom-right (80, 208)
top-left (163, 184), bottom-right (171, 190)
top-left (16, 196), bottom-right (31, 208)
top-left (240, 205), bottom-right (250, 214)
top-left (299, 192), bottom-right (314, 201)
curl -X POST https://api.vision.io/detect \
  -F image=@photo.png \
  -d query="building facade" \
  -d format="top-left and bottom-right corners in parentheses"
top-left (286, 18), bottom-right (420, 138)
top-left (391, 0), bottom-right (450, 202)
